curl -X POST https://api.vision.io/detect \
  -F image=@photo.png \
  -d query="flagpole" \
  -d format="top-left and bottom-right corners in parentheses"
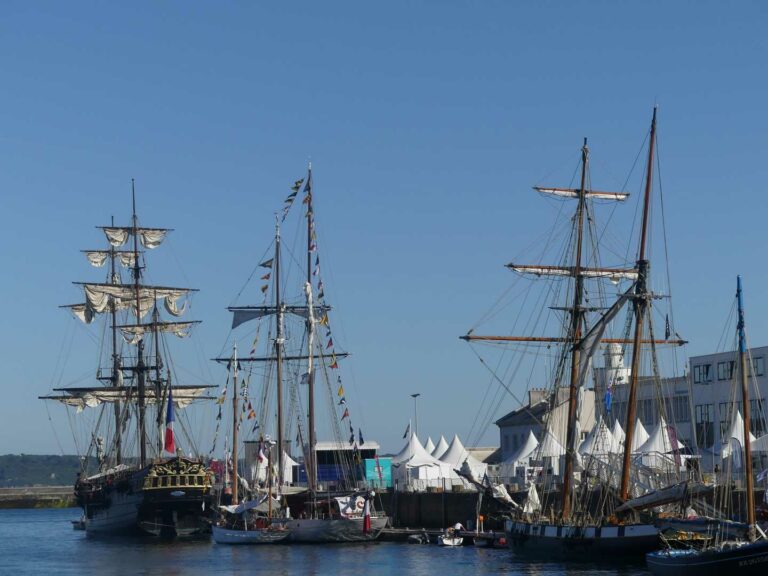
top-left (411, 393), bottom-right (421, 437)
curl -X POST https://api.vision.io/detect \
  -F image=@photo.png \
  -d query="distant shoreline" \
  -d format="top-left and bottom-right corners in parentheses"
top-left (0, 486), bottom-right (76, 509)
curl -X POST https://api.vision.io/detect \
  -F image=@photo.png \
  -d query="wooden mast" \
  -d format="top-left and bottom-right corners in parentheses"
top-left (132, 179), bottom-right (148, 468)
top-left (274, 221), bottom-right (285, 487)
top-left (232, 344), bottom-right (239, 503)
top-left (305, 164), bottom-right (317, 494)
top-left (561, 138), bottom-right (589, 520)
top-left (619, 107), bottom-right (657, 501)
top-left (736, 275), bottom-right (756, 539)
top-left (109, 215), bottom-right (123, 465)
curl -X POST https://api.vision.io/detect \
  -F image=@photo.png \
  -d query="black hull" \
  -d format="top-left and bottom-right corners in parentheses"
top-left (77, 458), bottom-right (214, 538)
top-left (506, 519), bottom-right (659, 559)
top-left (647, 540), bottom-right (768, 576)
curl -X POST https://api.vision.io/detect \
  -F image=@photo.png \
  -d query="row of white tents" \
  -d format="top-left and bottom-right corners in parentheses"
top-left (390, 433), bottom-right (488, 490)
top-left (500, 409), bottom-right (768, 481)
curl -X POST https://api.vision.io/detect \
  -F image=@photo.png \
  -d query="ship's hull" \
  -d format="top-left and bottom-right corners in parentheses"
top-left (212, 524), bottom-right (290, 544)
top-left (646, 539), bottom-right (768, 576)
top-left (78, 458), bottom-right (214, 538)
top-left (285, 516), bottom-right (387, 543)
top-left (505, 519), bottom-right (659, 556)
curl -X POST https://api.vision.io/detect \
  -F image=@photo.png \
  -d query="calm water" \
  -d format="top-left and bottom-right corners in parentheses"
top-left (0, 508), bottom-right (650, 575)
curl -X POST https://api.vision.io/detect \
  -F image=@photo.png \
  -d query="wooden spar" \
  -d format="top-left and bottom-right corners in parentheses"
top-left (460, 335), bottom-right (687, 345)
top-left (109, 215), bottom-right (122, 465)
top-left (132, 179), bottom-right (147, 469)
top-left (274, 221), bottom-right (285, 488)
top-left (737, 275), bottom-right (756, 538)
top-left (213, 352), bottom-right (349, 363)
top-left (506, 264), bottom-right (638, 278)
top-left (561, 138), bottom-right (588, 521)
top-left (232, 345), bottom-right (239, 504)
top-left (620, 107), bottom-right (657, 501)
top-left (306, 165), bottom-right (317, 495)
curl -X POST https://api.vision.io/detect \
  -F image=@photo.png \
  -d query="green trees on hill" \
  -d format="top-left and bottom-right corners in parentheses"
top-left (0, 455), bottom-right (90, 487)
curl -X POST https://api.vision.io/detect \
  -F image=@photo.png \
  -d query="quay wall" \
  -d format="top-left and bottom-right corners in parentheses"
top-left (0, 486), bottom-right (76, 509)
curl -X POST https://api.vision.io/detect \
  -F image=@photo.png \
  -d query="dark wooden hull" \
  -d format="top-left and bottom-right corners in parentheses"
top-left (506, 519), bottom-right (659, 558)
top-left (646, 539), bottom-right (768, 576)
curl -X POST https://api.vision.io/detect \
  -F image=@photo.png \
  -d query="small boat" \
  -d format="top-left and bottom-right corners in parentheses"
top-left (71, 517), bottom-right (86, 531)
top-left (438, 529), bottom-right (463, 546)
top-left (212, 522), bottom-right (289, 544)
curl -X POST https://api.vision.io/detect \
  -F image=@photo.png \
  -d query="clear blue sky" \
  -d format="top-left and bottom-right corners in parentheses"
top-left (2, 1), bottom-right (768, 455)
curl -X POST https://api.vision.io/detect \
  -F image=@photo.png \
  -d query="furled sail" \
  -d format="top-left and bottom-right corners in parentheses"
top-left (82, 250), bottom-right (138, 268)
top-left (507, 264), bottom-right (638, 283)
top-left (229, 304), bottom-right (332, 329)
top-left (119, 321), bottom-right (198, 344)
top-left (79, 283), bottom-right (192, 318)
top-left (574, 282), bottom-right (636, 390)
top-left (42, 384), bottom-right (214, 410)
top-left (534, 186), bottom-right (629, 201)
top-left (100, 226), bottom-right (171, 249)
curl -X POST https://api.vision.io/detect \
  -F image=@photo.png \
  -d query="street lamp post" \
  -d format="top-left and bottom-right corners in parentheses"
top-left (411, 393), bottom-right (421, 437)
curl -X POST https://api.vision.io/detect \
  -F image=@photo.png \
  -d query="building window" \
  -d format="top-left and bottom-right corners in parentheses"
top-left (695, 403), bottom-right (714, 448)
top-left (664, 395), bottom-right (690, 423)
top-left (750, 357), bottom-right (765, 377)
top-left (717, 361), bottom-right (735, 381)
top-left (693, 364), bottom-right (712, 384)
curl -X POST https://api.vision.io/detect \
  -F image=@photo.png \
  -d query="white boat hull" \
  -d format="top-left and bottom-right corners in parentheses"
top-left (438, 535), bottom-right (463, 546)
top-left (212, 525), bottom-right (290, 544)
top-left (285, 516), bottom-right (387, 543)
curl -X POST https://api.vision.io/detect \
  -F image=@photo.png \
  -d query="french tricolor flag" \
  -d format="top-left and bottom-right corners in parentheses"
top-left (164, 387), bottom-right (176, 454)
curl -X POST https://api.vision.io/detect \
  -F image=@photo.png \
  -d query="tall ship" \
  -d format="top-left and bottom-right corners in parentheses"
top-left (214, 166), bottom-right (387, 543)
top-left (463, 108), bottom-right (691, 556)
top-left (41, 184), bottom-right (215, 537)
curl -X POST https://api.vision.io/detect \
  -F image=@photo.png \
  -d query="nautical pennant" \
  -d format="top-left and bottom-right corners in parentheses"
top-left (338, 397), bottom-right (346, 405)
top-left (259, 258), bottom-right (274, 269)
top-left (326, 338), bottom-right (333, 349)
top-left (359, 428), bottom-right (365, 445)
top-left (341, 408), bottom-right (349, 420)
top-left (337, 384), bottom-right (344, 396)
top-left (261, 284), bottom-right (269, 293)
top-left (261, 272), bottom-right (271, 280)
top-left (329, 355), bottom-right (338, 369)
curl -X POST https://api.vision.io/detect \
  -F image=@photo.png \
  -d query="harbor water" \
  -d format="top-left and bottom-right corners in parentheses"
top-left (2, 508), bottom-right (651, 575)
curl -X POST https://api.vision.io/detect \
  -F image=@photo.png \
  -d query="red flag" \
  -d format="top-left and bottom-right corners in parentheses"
top-left (164, 387), bottom-right (176, 454)
top-left (341, 408), bottom-right (349, 420)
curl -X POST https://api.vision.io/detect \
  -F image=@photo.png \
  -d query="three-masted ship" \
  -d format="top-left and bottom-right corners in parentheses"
top-left (41, 185), bottom-right (215, 537)
top-left (463, 108), bottom-right (688, 555)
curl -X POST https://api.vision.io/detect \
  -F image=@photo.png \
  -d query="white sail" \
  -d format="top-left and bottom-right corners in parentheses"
top-left (507, 264), bottom-right (638, 283)
top-left (534, 186), bottom-right (629, 201)
top-left (45, 385), bottom-right (212, 410)
top-left (85, 251), bottom-right (109, 267)
top-left (120, 321), bottom-right (195, 344)
top-left (101, 227), bottom-right (169, 249)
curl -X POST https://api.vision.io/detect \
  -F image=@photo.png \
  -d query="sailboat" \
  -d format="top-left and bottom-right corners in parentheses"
top-left (217, 166), bottom-right (387, 543)
top-left (212, 346), bottom-right (290, 544)
top-left (40, 183), bottom-right (215, 537)
top-left (646, 276), bottom-right (768, 574)
top-left (463, 108), bottom-right (687, 555)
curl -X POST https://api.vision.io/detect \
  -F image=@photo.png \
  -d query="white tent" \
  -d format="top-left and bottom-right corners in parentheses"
top-left (424, 437), bottom-right (436, 454)
top-left (499, 430), bottom-right (539, 479)
top-left (612, 419), bottom-right (626, 444)
top-left (431, 435), bottom-right (449, 459)
top-left (722, 411), bottom-right (758, 459)
top-left (391, 433), bottom-right (460, 489)
top-left (439, 434), bottom-right (488, 480)
top-left (531, 430), bottom-right (565, 476)
top-left (579, 416), bottom-right (620, 455)
top-left (631, 419), bottom-right (650, 452)
top-left (636, 418), bottom-right (686, 470)
top-left (248, 450), bottom-right (298, 486)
